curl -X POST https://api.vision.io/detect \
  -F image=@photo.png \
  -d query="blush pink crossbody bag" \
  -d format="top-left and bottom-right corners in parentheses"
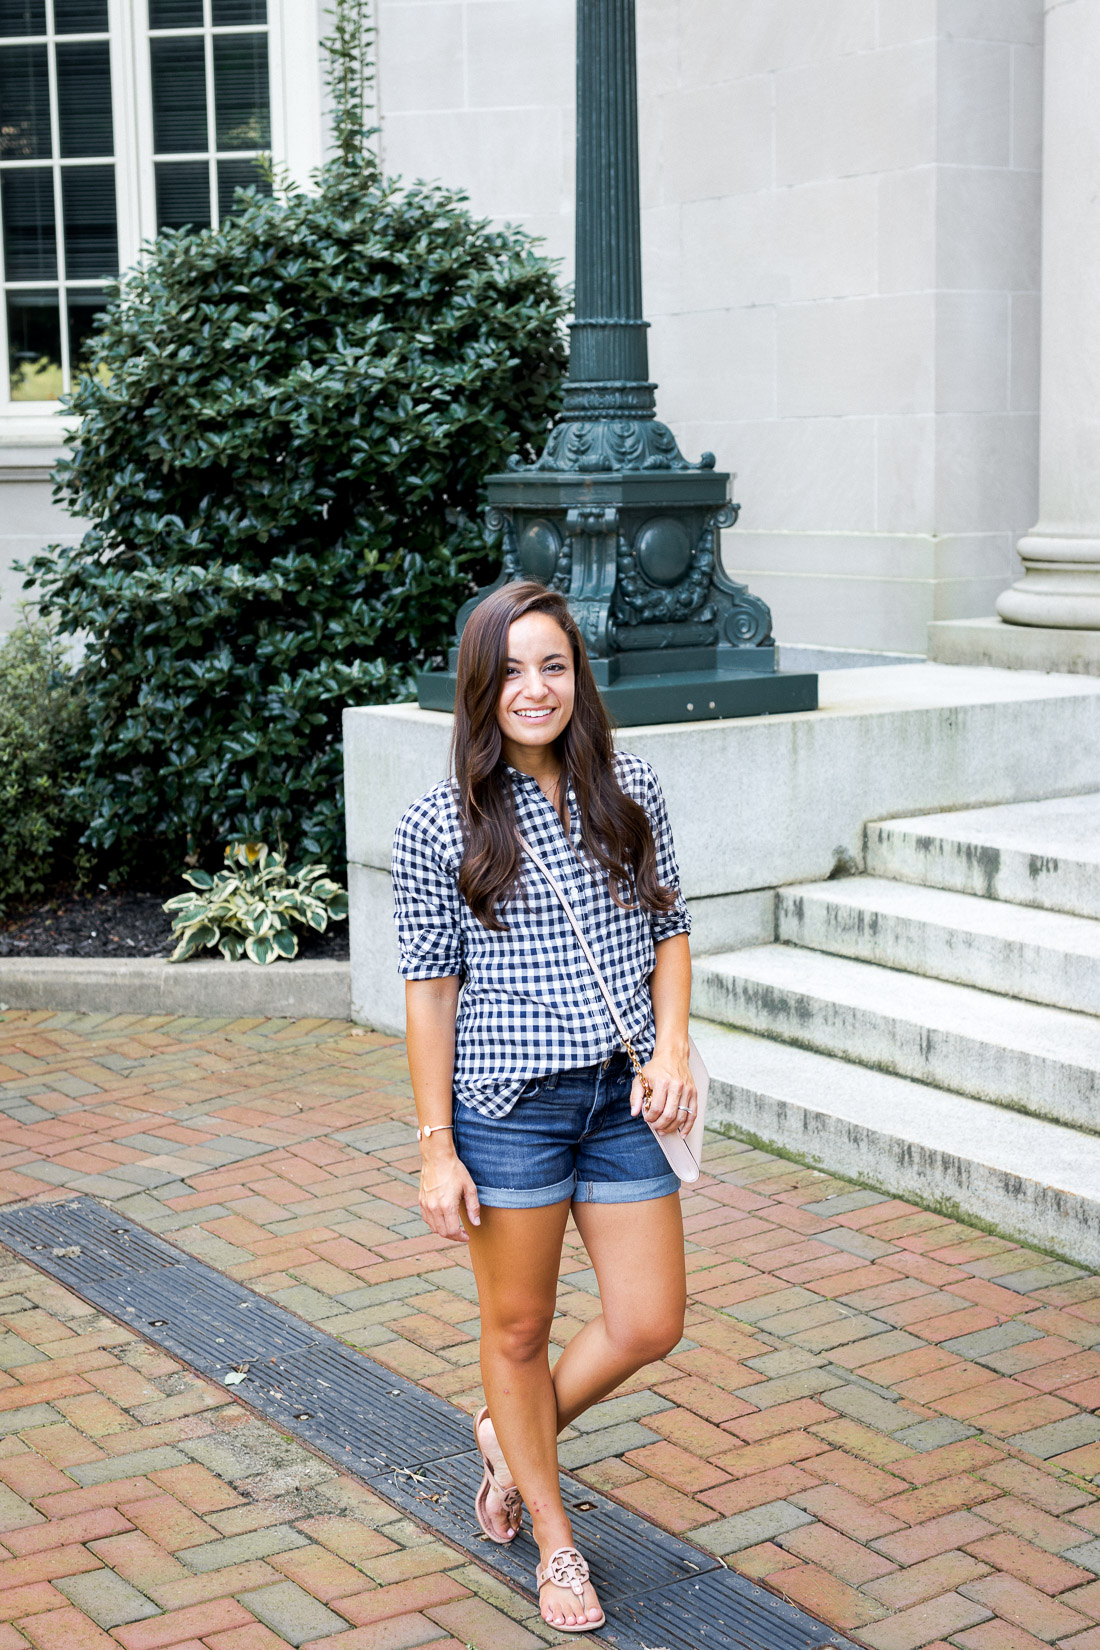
top-left (517, 833), bottom-right (708, 1184)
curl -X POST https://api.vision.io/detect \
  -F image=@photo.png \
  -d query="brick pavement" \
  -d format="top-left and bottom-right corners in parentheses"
top-left (3, 1011), bottom-right (1100, 1649)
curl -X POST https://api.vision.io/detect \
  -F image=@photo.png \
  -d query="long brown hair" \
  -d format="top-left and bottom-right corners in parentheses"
top-left (452, 581), bottom-right (676, 930)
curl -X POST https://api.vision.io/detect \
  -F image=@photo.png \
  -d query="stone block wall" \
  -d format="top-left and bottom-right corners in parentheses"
top-left (374, 0), bottom-right (1044, 653)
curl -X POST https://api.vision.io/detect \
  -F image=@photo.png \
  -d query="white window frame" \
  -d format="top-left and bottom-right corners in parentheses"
top-left (0, 0), bottom-right (324, 425)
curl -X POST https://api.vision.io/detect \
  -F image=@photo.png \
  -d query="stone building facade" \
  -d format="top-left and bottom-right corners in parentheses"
top-left (0, 1), bottom-right (1050, 653)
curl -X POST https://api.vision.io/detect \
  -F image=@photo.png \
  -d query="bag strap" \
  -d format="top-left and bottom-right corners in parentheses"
top-left (516, 832), bottom-right (651, 1096)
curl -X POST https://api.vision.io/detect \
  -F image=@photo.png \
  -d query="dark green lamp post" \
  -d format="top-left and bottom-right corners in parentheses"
top-left (418, 0), bottom-right (817, 725)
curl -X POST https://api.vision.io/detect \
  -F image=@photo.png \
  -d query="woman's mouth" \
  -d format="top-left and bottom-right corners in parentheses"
top-left (514, 707), bottom-right (555, 721)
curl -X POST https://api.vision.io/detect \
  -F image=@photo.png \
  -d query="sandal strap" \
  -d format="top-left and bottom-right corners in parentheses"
top-left (481, 1455), bottom-right (514, 1496)
top-left (537, 1545), bottom-right (590, 1599)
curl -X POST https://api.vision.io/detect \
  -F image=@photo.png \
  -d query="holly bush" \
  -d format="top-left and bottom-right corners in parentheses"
top-left (26, 116), bottom-right (567, 874)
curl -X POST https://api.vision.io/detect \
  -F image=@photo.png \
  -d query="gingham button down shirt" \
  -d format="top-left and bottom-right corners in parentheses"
top-left (391, 752), bottom-right (691, 1118)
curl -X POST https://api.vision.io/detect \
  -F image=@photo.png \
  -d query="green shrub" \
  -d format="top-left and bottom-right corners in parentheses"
top-left (165, 841), bottom-right (348, 965)
top-left (26, 8), bottom-right (568, 876)
top-left (0, 616), bottom-right (90, 914)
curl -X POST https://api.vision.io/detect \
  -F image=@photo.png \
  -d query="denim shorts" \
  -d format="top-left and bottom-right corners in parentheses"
top-left (453, 1051), bottom-right (681, 1209)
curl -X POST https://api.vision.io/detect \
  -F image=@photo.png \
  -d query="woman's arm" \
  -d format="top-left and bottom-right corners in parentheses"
top-left (406, 976), bottom-right (481, 1242)
top-left (630, 932), bottom-right (696, 1134)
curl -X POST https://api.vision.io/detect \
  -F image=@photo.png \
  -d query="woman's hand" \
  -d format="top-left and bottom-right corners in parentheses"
top-left (419, 1142), bottom-right (481, 1242)
top-left (630, 1044), bottom-right (697, 1136)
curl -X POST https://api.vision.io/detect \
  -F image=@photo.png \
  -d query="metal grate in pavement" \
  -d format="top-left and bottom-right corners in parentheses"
top-left (0, 1195), bottom-right (469, 1472)
top-left (371, 1448), bottom-right (843, 1649)
top-left (0, 1197), bottom-right (854, 1650)
top-left (608, 1569), bottom-right (857, 1650)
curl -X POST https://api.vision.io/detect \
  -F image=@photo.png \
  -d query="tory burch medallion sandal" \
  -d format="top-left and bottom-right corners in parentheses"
top-left (472, 1406), bottom-right (523, 1544)
top-left (536, 1545), bottom-right (606, 1633)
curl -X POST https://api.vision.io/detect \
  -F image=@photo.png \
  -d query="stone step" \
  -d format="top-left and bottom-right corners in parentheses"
top-left (691, 944), bottom-right (1100, 1133)
top-left (689, 1018), bottom-right (1100, 1269)
top-left (777, 876), bottom-right (1100, 1015)
top-left (866, 792), bottom-right (1100, 918)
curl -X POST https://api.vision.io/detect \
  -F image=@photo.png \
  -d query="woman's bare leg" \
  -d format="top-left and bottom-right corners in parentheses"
top-left (465, 1201), bottom-right (603, 1630)
top-left (551, 1191), bottom-right (686, 1427)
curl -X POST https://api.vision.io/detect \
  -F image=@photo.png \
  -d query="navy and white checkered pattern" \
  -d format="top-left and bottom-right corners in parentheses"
top-left (391, 752), bottom-right (691, 1118)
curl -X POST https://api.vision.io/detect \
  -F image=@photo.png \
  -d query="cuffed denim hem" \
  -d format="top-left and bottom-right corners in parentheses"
top-left (474, 1172), bottom-right (576, 1209)
top-left (572, 1170), bottom-right (681, 1205)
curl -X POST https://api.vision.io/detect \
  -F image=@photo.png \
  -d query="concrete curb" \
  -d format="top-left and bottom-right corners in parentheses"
top-left (0, 956), bottom-right (351, 1020)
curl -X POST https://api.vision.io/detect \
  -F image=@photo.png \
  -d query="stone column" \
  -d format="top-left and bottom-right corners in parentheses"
top-left (997, 0), bottom-right (1100, 629)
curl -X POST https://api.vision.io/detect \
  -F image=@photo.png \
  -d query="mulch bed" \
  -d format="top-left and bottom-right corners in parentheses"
top-left (0, 888), bottom-right (350, 961)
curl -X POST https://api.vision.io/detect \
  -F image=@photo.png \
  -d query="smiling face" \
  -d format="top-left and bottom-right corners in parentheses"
top-left (495, 610), bottom-right (576, 767)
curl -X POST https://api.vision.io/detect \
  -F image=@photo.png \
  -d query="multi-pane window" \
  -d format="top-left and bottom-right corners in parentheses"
top-left (0, 0), bottom-right (117, 400)
top-left (149, 0), bottom-right (271, 234)
top-left (0, 0), bottom-right (273, 403)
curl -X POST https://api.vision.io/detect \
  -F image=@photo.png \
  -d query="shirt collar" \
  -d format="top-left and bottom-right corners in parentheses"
top-left (503, 764), bottom-right (578, 825)
top-left (504, 763), bottom-right (569, 790)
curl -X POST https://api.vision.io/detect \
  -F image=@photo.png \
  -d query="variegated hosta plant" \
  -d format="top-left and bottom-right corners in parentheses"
top-left (164, 842), bottom-right (348, 965)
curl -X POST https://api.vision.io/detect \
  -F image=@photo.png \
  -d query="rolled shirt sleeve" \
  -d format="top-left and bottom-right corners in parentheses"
top-left (391, 795), bottom-right (464, 980)
top-left (645, 766), bottom-right (692, 945)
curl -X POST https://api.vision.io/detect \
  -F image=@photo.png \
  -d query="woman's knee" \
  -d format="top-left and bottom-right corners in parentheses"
top-left (484, 1312), bottom-right (555, 1365)
top-left (612, 1305), bottom-right (685, 1364)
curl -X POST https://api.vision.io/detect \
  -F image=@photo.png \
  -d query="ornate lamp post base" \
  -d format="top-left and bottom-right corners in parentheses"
top-left (416, 0), bottom-right (817, 726)
top-left (417, 457), bottom-right (817, 726)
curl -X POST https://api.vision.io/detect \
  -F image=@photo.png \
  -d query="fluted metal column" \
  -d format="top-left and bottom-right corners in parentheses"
top-left (568, 0), bottom-right (650, 395)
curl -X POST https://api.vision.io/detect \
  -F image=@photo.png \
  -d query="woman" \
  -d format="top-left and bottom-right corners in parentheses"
top-left (392, 581), bottom-right (696, 1634)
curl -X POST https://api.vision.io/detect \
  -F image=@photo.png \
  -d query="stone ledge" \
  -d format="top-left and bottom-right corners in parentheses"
top-left (0, 956), bottom-right (351, 1020)
top-left (929, 616), bottom-right (1100, 675)
top-left (345, 665), bottom-right (1100, 1030)
top-left (345, 665), bottom-right (1100, 891)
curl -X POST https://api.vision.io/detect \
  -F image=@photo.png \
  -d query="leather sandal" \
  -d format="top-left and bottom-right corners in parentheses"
top-left (472, 1406), bottom-right (522, 1544)
top-left (536, 1545), bottom-right (605, 1633)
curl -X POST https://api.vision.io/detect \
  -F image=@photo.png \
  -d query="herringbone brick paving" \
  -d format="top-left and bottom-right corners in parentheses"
top-left (2, 1011), bottom-right (1100, 1648)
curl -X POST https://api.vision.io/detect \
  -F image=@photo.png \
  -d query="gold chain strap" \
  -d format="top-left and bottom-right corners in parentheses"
top-left (622, 1038), bottom-right (653, 1106)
